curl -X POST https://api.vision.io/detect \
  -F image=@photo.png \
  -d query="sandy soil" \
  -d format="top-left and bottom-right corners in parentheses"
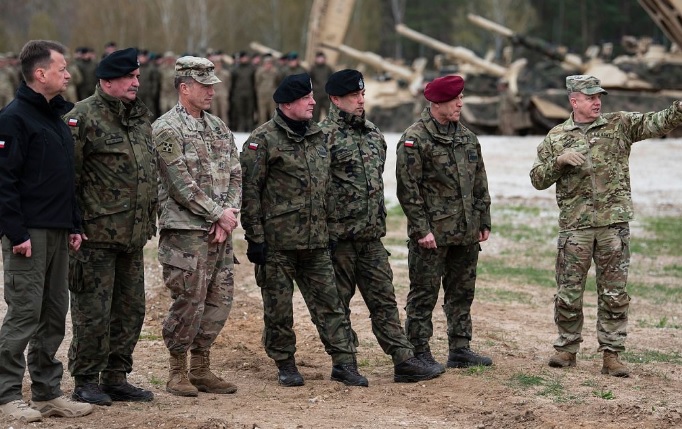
top-left (1, 135), bottom-right (681, 429)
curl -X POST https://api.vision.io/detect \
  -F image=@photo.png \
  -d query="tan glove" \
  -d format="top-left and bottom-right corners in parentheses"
top-left (557, 151), bottom-right (586, 167)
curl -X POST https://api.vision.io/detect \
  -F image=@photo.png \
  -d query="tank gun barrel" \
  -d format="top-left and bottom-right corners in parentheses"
top-left (466, 14), bottom-right (583, 70)
top-left (395, 23), bottom-right (507, 77)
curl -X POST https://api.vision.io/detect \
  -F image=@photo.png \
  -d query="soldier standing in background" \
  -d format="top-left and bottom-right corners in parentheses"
top-left (310, 51), bottom-right (333, 121)
top-left (66, 48), bottom-right (157, 406)
top-left (396, 75), bottom-right (493, 371)
top-left (230, 51), bottom-right (256, 132)
top-left (208, 51), bottom-right (231, 126)
top-left (240, 73), bottom-right (368, 388)
top-left (75, 47), bottom-right (97, 101)
top-left (154, 56), bottom-right (241, 398)
top-left (254, 54), bottom-right (278, 125)
top-left (530, 75), bottom-right (682, 377)
top-left (158, 52), bottom-right (178, 115)
top-left (320, 69), bottom-right (441, 383)
top-left (284, 51), bottom-right (307, 75)
top-left (137, 49), bottom-right (161, 119)
top-left (0, 54), bottom-right (15, 109)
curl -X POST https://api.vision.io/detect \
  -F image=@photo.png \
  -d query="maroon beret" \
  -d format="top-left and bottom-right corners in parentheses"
top-left (423, 75), bottom-right (465, 103)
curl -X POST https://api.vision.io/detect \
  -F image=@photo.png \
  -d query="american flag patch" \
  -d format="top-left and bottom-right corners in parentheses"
top-left (248, 142), bottom-right (259, 150)
top-left (404, 140), bottom-right (414, 147)
top-left (68, 118), bottom-right (78, 127)
top-left (0, 140), bottom-right (5, 149)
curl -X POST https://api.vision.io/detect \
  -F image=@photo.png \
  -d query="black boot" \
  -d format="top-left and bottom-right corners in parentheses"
top-left (276, 358), bottom-right (304, 387)
top-left (394, 356), bottom-right (442, 383)
top-left (331, 361), bottom-right (368, 387)
top-left (447, 347), bottom-right (493, 368)
top-left (72, 383), bottom-right (113, 406)
top-left (101, 381), bottom-right (154, 402)
top-left (415, 350), bottom-right (446, 374)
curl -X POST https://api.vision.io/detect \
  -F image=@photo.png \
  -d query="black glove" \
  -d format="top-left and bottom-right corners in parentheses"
top-left (246, 240), bottom-right (267, 265)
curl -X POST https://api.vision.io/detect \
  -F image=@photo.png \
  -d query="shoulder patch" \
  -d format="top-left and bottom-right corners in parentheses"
top-left (67, 118), bottom-right (78, 127)
top-left (404, 139), bottom-right (415, 147)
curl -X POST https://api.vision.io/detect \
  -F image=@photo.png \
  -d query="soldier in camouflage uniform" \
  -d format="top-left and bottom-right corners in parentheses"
top-left (153, 56), bottom-right (241, 397)
top-left (240, 73), bottom-right (368, 388)
top-left (66, 48), bottom-right (157, 406)
top-left (310, 51), bottom-right (333, 121)
top-left (319, 69), bottom-right (441, 383)
top-left (530, 75), bottom-right (682, 377)
top-left (254, 54), bottom-right (278, 125)
top-left (396, 75), bottom-right (492, 371)
top-left (0, 54), bottom-right (16, 109)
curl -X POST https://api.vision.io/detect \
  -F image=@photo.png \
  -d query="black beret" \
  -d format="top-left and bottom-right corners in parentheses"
top-left (273, 73), bottom-right (313, 103)
top-left (96, 47), bottom-right (140, 79)
top-left (325, 69), bottom-right (364, 96)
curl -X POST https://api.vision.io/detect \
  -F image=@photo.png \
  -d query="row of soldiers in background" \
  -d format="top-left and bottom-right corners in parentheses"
top-left (0, 47), bottom-right (335, 130)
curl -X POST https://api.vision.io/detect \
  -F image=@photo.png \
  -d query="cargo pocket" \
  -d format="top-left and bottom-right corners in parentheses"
top-left (68, 249), bottom-right (90, 293)
top-left (555, 235), bottom-right (569, 284)
top-left (158, 244), bottom-right (198, 298)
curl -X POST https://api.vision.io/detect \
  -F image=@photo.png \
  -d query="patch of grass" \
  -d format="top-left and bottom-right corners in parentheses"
top-left (148, 374), bottom-right (164, 387)
top-left (509, 372), bottom-right (544, 389)
top-left (580, 379), bottom-right (598, 388)
top-left (479, 260), bottom-right (556, 289)
top-left (385, 204), bottom-right (405, 218)
top-left (662, 264), bottom-right (682, 277)
top-left (630, 217), bottom-right (682, 257)
top-left (463, 365), bottom-right (492, 376)
top-left (627, 281), bottom-right (682, 304)
top-left (593, 388), bottom-right (615, 400)
top-left (637, 316), bottom-right (682, 329)
top-left (621, 350), bottom-right (682, 364)
top-left (357, 357), bottom-right (371, 368)
top-left (538, 376), bottom-right (565, 399)
top-left (139, 331), bottom-right (162, 341)
top-left (476, 287), bottom-right (534, 305)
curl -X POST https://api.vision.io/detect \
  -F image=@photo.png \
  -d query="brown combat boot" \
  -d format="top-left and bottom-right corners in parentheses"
top-left (548, 351), bottom-right (577, 368)
top-left (167, 353), bottom-right (199, 397)
top-left (188, 350), bottom-right (237, 394)
top-left (601, 350), bottom-right (629, 377)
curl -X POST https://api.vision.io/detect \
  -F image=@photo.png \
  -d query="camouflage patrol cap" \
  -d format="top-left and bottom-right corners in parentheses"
top-left (175, 56), bottom-right (221, 85)
top-left (566, 75), bottom-right (608, 95)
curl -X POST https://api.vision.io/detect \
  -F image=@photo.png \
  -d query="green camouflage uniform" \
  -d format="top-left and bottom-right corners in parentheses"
top-left (65, 85), bottom-right (158, 385)
top-left (396, 107), bottom-right (491, 352)
top-left (320, 103), bottom-right (414, 365)
top-left (240, 112), bottom-right (356, 365)
top-left (531, 97), bottom-right (682, 354)
top-left (254, 66), bottom-right (278, 125)
top-left (154, 103), bottom-right (241, 355)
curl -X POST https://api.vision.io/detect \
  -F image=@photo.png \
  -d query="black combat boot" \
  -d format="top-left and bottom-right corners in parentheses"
top-left (394, 356), bottom-right (442, 383)
top-left (447, 347), bottom-right (493, 368)
top-left (331, 361), bottom-right (368, 387)
top-left (101, 381), bottom-right (154, 402)
top-left (276, 358), bottom-right (304, 387)
top-left (72, 383), bottom-right (113, 406)
top-left (415, 349), bottom-right (446, 374)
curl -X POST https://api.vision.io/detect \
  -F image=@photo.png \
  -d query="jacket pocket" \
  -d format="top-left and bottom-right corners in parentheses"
top-left (158, 244), bottom-right (198, 298)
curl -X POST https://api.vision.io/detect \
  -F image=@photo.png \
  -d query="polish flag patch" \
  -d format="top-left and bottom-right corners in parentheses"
top-left (248, 142), bottom-right (259, 150)
top-left (67, 118), bottom-right (78, 127)
top-left (0, 140), bottom-right (5, 149)
top-left (404, 140), bottom-right (414, 147)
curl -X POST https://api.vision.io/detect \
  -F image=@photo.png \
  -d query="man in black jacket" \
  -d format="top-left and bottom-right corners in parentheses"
top-left (0, 40), bottom-right (92, 423)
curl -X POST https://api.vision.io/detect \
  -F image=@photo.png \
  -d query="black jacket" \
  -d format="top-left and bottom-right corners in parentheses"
top-left (0, 81), bottom-right (79, 245)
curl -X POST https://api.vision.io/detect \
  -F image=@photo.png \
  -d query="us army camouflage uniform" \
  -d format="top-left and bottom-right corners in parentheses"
top-left (254, 66), bottom-right (278, 125)
top-left (530, 100), bottom-right (682, 354)
top-left (396, 107), bottom-right (491, 353)
top-left (240, 112), bottom-right (356, 365)
top-left (320, 103), bottom-right (414, 365)
top-left (65, 84), bottom-right (158, 386)
top-left (154, 103), bottom-right (241, 354)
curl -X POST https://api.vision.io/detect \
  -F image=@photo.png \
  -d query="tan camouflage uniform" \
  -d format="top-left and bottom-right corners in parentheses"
top-left (65, 84), bottom-right (157, 386)
top-left (396, 107), bottom-right (491, 353)
top-left (153, 67), bottom-right (241, 354)
top-left (530, 75), bottom-right (682, 354)
top-left (240, 112), bottom-right (357, 365)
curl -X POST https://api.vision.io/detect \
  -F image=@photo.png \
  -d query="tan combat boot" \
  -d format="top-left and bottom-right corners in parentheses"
top-left (548, 351), bottom-right (576, 368)
top-left (601, 350), bottom-right (629, 377)
top-left (188, 350), bottom-right (237, 394)
top-left (167, 352), bottom-right (199, 397)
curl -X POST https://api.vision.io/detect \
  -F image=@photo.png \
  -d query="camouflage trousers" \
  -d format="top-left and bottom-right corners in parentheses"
top-left (405, 240), bottom-right (480, 352)
top-left (158, 230), bottom-right (235, 355)
top-left (554, 223), bottom-right (631, 353)
top-left (68, 246), bottom-right (146, 385)
top-left (256, 248), bottom-right (356, 365)
top-left (333, 239), bottom-right (414, 365)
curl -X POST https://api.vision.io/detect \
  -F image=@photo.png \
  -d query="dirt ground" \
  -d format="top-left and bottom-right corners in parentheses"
top-left (2, 135), bottom-right (682, 429)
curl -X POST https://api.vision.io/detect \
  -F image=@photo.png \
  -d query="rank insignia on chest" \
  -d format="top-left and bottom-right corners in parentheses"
top-left (404, 140), bottom-right (414, 147)
top-left (67, 118), bottom-right (78, 127)
top-left (162, 141), bottom-right (174, 153)
top-left (248, 142), bottom-right (259, 150)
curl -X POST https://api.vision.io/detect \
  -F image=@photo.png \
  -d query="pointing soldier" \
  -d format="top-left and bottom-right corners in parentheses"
top-left (530, 75), bottom-right (682, 377)
top-left (153, 56), bottom-right (241, 397)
